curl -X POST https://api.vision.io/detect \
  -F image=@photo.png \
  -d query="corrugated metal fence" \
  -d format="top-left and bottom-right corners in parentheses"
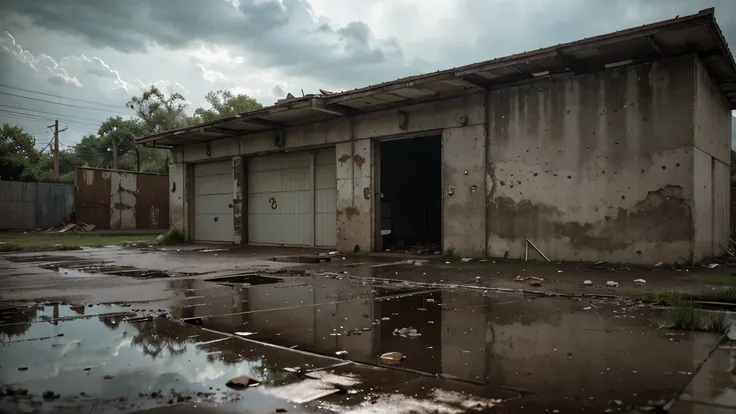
top-left (75, 167), bottom-right (169, 230)
top-left (0, 181), bottom-right (74, 230)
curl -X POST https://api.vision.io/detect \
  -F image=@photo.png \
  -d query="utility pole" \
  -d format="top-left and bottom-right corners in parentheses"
top-left (47, 120), bottom-right (66, 179)
top-left (111, 139), bottom-right (118, 170)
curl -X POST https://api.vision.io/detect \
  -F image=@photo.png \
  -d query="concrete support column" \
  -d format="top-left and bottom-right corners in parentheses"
top-left (443, 124), bottom-right (487, 257)
top-left (232, 156), bottom-right (244, 244)
top-left (168, 161), bottom-right (187, 235)
top-left (336, 138), bottom-right (372, 253)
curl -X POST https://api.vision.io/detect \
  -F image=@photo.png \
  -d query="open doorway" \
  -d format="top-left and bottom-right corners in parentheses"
top-left (378, 135), bottom-right (442, 254)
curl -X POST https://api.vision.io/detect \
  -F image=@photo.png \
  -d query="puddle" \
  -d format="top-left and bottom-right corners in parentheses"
top-left (165, 276), bottom-right (722, 410)
top-left (37, 263), bottom-right (195, 279)
top-left (3, 255), bottom-right (85, 264)
top-left (0, 304), bottom-right (515, 413)
top-left (205, 274), bottom-right (284, 286)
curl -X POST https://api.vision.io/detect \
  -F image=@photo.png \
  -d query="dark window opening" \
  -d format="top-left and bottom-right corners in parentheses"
top-left (379, 136), bottom-right (441, 253)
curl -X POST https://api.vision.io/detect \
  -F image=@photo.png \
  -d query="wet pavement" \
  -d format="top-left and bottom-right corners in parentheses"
top-left (0, 246), bottom-right (734, 413)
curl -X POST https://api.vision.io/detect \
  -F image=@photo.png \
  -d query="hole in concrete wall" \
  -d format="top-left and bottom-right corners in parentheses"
top-left (379, 135), bottom-right (442, 252)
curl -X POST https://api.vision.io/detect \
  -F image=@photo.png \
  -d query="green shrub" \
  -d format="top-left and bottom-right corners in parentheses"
top-left (157, 228), bottom-right (185, 245)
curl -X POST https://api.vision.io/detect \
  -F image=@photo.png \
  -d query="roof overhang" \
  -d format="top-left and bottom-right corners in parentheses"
top-left (137, 8), bottom-right (736, 148)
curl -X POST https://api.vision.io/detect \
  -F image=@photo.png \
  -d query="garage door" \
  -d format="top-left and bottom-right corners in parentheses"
top-left (194, 160), bottom-right (233, 242)
top-left (248, 149), bottom-right (336, 246)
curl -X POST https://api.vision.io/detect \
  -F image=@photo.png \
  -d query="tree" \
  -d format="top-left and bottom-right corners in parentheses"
top-left (97, 117), bottom-right (146, 168)
top-left (127, 86), bottom-right (188, 134)
top-left (191, 90), bottom-right (262, 123)
top-left (0, 124), bottom-right (40, 181)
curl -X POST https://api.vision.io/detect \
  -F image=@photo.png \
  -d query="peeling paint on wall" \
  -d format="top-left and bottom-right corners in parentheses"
top-left (110, 171), bottom-right (137, 230)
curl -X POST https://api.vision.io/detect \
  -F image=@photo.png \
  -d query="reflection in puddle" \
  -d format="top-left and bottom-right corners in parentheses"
top-left (166, 276), bottom-right (722, 410)
top-left (205, 274), bottom-right (284, 286)
top-left (36, 263), bottom-right (195, 279)
top-left (0, 304), bottom-right (513, 413)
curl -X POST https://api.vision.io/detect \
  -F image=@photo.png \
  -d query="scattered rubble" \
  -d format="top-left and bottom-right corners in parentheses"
top-left (379, 352), bottom-right (406, 364)
top-left (393, 327), bottom-right (422, 338)
top-left (606, 281), bottom-right (619, 287)
top-left (42, 390), bottom-right (60, 400)
top-left (226, 375), bottom-right (261, 389)
top-left (633, 279), bottom-right (646, 285)
top-left (583, 280), bottom-right (593, 286)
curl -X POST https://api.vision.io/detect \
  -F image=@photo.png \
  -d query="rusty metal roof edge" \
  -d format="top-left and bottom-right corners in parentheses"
top-left (137, 8), bottom-right (735, 145)
top-left (73, 166), bottom-right (169, 176)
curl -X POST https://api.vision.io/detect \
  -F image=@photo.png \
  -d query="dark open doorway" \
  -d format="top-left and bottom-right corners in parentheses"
top-left (378, 135), bottom-right (442, 253)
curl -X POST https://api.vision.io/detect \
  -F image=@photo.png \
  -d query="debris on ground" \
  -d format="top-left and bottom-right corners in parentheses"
top-left (155, 234), bottom-right (164, 242)
top-left (606, 281), bottom-right (619, 287)
top-left (57, 223), bottom-right (76, 233)
top-left (461, 258), bottom-right (473, 263)
top-left (583, 307), bottom-right (592, 310)
top-left (514, 276), bottom-right (544, 282)
top-left (392, 327), bottom-right (422, 338)
top-left (328, 251), bottom-right (338, 255)
top-left (583, 280), bottom-right (593, 286)
top-left (634, 279), bottom-right (646, 285)
top-left (335, 350), bottom-right (348, 356)
top-left (379, 352), bottom-right (406, 364)
top-left (654, 262), bottom-right (665, 268)
top-left (17, 367), bottom-right (28, 371)
top-left (594, 261), bottom-right (608, 268)
top-left (42, 391), bottom-right (60, 399)
top-left (103, 375), bottom-right (114, 380)
top-left (234, 332), bottom-right (255, 337)
top-left (226, 375), bottom-right (261, 389)
top-left (707, 263), bottom-right (720, 269)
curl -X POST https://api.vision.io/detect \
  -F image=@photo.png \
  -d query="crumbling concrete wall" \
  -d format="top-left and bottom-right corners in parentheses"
top-left (110, 171), bottom-right (137, 230)
top-left (693, 57), bottom-right (732, 260)
top-left (336, 138), bottom-right (372, 253)
top-left (168, 156), bottom-right (187, 236)
top-left (172, 55), bottom-right (730, 263)
top-left (487, 56), bottom-right (697, 264)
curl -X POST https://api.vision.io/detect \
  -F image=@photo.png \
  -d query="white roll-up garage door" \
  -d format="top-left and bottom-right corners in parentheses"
top-left (247, 148), bottom-right (336, 247)
top-left (194, 160), bottom-right (233, 242)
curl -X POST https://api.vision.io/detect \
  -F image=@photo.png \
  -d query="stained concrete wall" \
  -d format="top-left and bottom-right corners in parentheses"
top-left (693, 57), bottom-right (732, 260)
top-left (110, 171), bottom-right (137, 230)
top-left (168, 161), bottom-right (187, 236)
top-left (488, 56), bottom-right (697, 264)
top-left (169, 55), bottom-right (730, 263)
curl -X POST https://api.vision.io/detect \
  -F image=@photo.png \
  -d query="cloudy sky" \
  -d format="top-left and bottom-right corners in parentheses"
top-left (1, 0), bottom-right (735, 150)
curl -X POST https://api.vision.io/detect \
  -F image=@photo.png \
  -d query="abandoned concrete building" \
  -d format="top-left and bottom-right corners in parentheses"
top-left (137, 9), bottom-right (735, 264)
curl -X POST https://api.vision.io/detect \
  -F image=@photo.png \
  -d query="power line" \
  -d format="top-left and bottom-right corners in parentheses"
top-left (0, 91), bottom-right (131, 115)
top-left (0, 106), bottom-right (105, 125)
top-left (0, 83), bottom-right (129, 109)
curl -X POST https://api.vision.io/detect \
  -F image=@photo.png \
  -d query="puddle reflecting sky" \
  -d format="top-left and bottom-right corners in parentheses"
top-left (0, 305), bottom-right (332, 413)
top-left (165, 277), bottom-right (722, 409)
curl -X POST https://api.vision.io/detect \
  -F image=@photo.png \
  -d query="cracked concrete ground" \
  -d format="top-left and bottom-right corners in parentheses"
top-left (0, 245), bottom-right (734, 413)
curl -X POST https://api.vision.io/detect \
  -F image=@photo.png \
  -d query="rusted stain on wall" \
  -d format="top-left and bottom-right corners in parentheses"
top-left (136, 173), bottom-right (168, 230)
top-left (232, 156), bottom-right (244, 243)
top-left (75, 168), bottom-right (111, 228)
top-left (338, 154), bottom-right (352, 164)
top-left (340, 206), bottom-right (360, 221)
top-left (488, 185), bottom-right (691, 253)
top-left (353, 154), bottom-right (366, 168)
top-left (76, 167), bottom-right (168, 230)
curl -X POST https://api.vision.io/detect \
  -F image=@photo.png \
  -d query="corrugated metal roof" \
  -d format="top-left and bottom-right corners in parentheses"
top-left (136, 8), bottom-right (736, 148)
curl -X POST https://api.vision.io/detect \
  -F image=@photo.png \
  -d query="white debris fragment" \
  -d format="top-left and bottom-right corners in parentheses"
top-left (460, 258), bottom-right (473, 263)
top-left (633, 279), bottom-right (646, 285)
top-left (606, 281), bottom-right (618, 287)
top-left (234, 332), bottom-right (255, 337)
top-left (583, 280), bottom-right (593, 286)
top-left (654, 262), bottom-right (665, 268)
top-left (393, 327), bottom-right (422, 338)
top-left (335, 350), bottom-right (348, 356)
top-left (707, 263), bottom-right (720, 269)
top-left (583, 307), bottom-right (592, 310)
top-left (328, 251), bottom-right (338, 255)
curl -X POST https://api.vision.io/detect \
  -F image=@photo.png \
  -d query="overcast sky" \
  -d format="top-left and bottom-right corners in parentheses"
top-left (1, 0), bottom-right (735, 149)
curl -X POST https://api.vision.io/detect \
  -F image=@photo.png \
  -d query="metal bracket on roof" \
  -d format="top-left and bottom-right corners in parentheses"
top-left (311, 98), bottom-right (348, 116)
top-left (398, 110), bottom-right (409, 131)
